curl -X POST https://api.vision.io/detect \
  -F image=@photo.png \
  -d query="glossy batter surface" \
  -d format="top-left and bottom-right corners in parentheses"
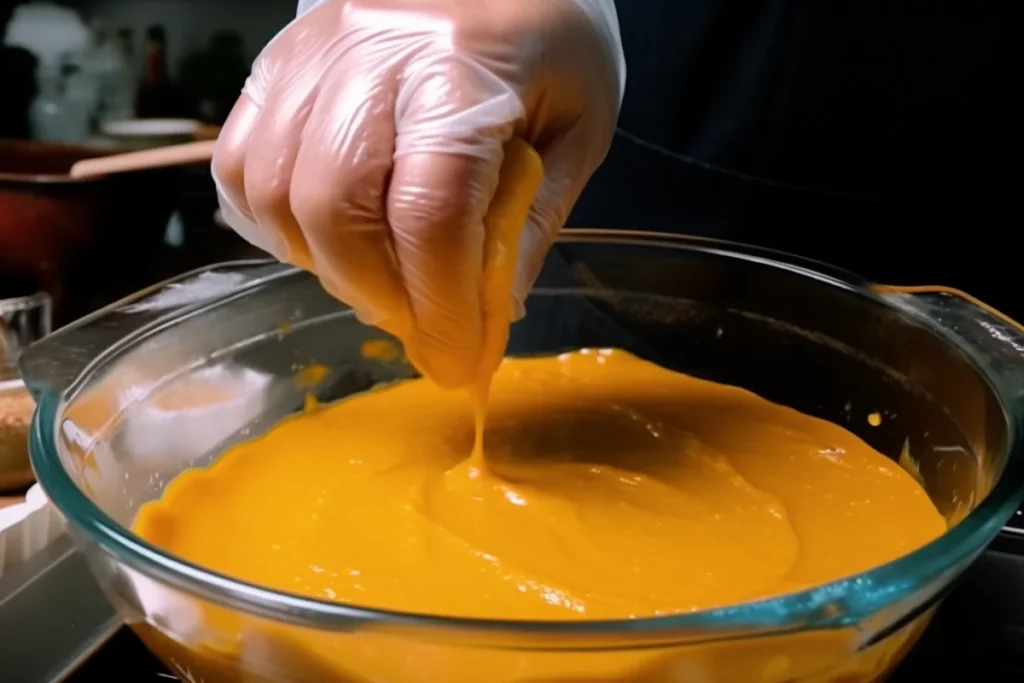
top-left (133, 349), bottom-right (945, 621)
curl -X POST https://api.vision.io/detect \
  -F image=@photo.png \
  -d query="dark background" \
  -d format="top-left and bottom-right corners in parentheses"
top-left (571, 0), bottom-right (1020, 318)
top-left (2, 0), bottom-right (1020, 317)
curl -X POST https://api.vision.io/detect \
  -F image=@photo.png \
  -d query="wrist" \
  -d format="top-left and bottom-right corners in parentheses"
top-left (569, 0), bottom-right (626, 103)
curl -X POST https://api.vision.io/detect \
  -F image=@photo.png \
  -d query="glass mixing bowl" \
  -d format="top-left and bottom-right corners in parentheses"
top-left (20, 231), bottom-right (1024, 682)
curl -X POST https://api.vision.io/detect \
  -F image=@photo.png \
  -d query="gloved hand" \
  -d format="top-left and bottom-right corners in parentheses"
top-left (213, 0), bottom-right (625, 388)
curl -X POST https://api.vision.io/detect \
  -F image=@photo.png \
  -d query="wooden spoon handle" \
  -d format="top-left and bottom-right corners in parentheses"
top-left (69, 140), bottom-right (217, 179)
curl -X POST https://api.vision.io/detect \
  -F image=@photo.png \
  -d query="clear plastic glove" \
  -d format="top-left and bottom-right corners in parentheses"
top-left (212, 0), bottom-right (624, 388)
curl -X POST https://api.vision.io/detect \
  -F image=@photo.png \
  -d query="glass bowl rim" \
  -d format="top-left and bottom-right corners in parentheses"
top-left (28, 229), bottom-right (1024, 641)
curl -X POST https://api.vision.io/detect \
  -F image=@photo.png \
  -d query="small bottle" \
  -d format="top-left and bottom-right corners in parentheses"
top-left (30, 61), bottom-right (90, 143)
top-left (135, 24), bottom-right (174, 118)
top-left (94, 23), bottom-right (136, 123)
top-left (113, 27), bottom-right (139, 116)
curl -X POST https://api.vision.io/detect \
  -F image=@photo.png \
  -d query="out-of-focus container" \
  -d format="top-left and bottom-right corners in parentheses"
top-left (2, 1), bottom-right (91, 74)
top-left (1, 291), bottom-right (52, 376)
top-left (1, 292), bottom-right (51, 490)
top-left (19, 232), bottom-right (1024, 682)
top-left (0, 380), bottom-right (35, 491)
top-left (0, 139), bottom-right (178, 321)
top-left (29, 67), bottom-right (92, 144)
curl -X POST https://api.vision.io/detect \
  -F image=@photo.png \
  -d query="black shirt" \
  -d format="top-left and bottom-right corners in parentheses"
top-left (571, 0), bottom-right (1019, 315)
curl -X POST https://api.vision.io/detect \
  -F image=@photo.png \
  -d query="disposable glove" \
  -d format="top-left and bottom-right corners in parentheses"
top-left (213, 0), bottom-right (624, 388)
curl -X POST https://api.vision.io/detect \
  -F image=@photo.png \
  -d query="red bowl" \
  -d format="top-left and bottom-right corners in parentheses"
top-left (0, 139), bottom-right (179, 311)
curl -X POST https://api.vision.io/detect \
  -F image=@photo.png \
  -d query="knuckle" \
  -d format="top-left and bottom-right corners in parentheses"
top-left (386, 155), bottom-right (494, 243)
top-left (244, 164), bottom-right (290, 218)
top-left (211, 143), bottom-right (245, 194)
top-left (335, 164), bottom-right (389, 220)
top-left (289, 179), bottom-right (335, 234)
top-left (291, 166), bottom-right (387, 240)
top-left (244, 54), bottom-right (277, 104)
top-left (388, 181), bottom-right (475, 240)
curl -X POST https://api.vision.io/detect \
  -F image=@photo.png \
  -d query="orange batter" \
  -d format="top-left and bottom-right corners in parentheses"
top-left (134, 349), bottom-right (944, 623)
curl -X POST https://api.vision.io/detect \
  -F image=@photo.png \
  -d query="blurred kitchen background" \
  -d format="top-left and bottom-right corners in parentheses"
top-left (1, 0), bottom-right (1017, 334)
top-left (1, 0), bottom-right (294, 328)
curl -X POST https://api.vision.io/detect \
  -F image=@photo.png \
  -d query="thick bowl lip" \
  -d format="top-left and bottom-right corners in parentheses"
top-left (29, 229), bottom-right (1024, 641)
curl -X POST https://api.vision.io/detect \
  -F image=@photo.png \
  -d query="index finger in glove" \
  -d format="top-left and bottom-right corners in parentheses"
top-left (388, 153), bottom-right (496, 388)
top-left (387, 59), bottom-right (525, 388)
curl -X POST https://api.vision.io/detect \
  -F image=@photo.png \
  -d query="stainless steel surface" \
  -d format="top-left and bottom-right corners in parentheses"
top-left (0, 533), bottom-right (120, 682)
